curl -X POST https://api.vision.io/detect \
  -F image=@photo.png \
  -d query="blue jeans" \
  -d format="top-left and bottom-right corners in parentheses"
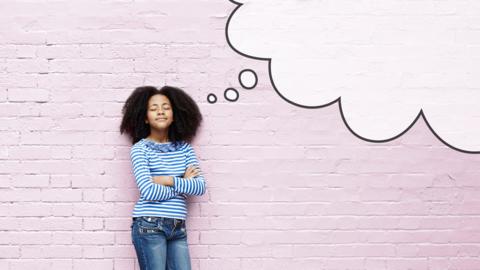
top-left (131, 216), bottom-right (191, 270)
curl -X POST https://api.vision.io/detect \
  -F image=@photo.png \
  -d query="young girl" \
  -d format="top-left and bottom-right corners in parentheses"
top-left (120, 85), bottom-right (206, 270)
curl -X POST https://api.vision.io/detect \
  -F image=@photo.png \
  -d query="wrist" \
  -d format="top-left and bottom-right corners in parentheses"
top-left (172, 176), bottom-right (181, 192)
top-left (168, 176), bottom-right (174, 186)
top-left (152, 176), bottom-right (175, 186)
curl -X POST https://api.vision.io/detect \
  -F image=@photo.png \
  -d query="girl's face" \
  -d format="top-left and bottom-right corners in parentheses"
top-left (145, 94), bottom-right (174, 132)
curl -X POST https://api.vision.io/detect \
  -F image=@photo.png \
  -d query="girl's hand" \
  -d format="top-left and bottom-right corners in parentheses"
top-left (152, 176), bottom-right (173, 186)
top-left (151, 165), bottom-right (200, 186)
top-left (184, 165), bottom-right (201, 179)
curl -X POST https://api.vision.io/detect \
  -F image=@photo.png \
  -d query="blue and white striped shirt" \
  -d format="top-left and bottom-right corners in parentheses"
top-left (130, 138), bottom-right (206, 220)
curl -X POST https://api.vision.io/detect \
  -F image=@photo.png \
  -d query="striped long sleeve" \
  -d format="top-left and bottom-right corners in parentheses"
top-left (172, 143), bottom-right (206, 196)
top-left (130, 145), bottom-right (179, 201)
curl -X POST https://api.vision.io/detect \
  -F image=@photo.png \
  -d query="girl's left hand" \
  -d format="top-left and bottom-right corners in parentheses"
top-left (152, 176), bottom-right (173, 186)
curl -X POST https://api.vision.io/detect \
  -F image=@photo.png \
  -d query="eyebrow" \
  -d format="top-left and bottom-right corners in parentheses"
top-left (150, 103), bottom-right (170, 106)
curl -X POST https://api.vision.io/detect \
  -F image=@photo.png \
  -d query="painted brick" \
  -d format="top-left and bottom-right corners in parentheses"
top-left (1, 0), bottom-right (480, 269)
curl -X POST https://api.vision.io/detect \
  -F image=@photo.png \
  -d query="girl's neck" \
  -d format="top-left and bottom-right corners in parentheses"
top-left (147, 129), bottom-right (170, 143)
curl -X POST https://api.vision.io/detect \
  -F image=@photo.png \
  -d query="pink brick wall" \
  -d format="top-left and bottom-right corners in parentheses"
top-left (1, 1), bottom-right (480, 269)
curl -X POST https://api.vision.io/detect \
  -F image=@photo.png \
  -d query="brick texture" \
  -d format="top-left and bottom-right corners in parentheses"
top-left (1, 0), bottom-right (480, 269)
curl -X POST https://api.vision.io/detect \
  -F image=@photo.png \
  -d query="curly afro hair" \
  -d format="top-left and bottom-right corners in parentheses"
top-left (120, 85), bottom-right (203, 145)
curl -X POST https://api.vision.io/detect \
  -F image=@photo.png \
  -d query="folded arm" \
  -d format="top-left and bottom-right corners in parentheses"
top-left (172, 143), bottom-right (207, 196)
top-left (130, 146), bottom-right (179, 201)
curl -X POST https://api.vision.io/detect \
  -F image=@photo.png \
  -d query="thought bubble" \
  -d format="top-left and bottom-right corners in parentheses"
top-left (207, 69), bottom-right (258, 103)
top-left (226, 0), bottom-right (480, 153)
top-left (207, 93), bottom-right (217, 104)
top-left (239, 69), bottom-right (258, 89)
top-left (224, 87), bottom-right (239, 102)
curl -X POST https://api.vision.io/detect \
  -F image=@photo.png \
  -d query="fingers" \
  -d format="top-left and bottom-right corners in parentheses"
top-left (188, 165), bottom-right (200, 171)
top-left (192, 165), bottom-right (201, 174)
top-left (186, 165), bottom-right (201, 178)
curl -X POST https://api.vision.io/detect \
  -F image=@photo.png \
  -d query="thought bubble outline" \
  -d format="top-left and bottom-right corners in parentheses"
top-left (225, 0), bottom-right (479, 154)
top-left (207, 93), bottom-right (217, 104)
top-left (224, 87), bottom-right (239, 102)
top-left (239, 69), bottom-right (258, 90)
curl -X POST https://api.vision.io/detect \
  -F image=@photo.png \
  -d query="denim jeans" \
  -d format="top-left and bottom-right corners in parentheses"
top-left (131, 216), bottom-right (191, 270)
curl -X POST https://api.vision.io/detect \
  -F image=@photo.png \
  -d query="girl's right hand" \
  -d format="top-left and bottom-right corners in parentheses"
top-left (184, 165), bottom-right (201, 179)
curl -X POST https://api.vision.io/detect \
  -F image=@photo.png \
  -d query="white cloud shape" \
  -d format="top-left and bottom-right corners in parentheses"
top-left (226, 0), bottom-right (480, 153)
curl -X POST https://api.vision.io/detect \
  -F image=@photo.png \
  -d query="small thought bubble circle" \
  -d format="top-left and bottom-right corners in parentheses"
top-left (224, 88), bottom-right (239, 102)
top-left (239, 69), bottom-right (258, 89)
top-left (207, 93), bottom-right (217, 104)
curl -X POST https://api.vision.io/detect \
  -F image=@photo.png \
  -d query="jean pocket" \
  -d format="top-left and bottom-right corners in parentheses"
top-left (178, 221), bottom-right (187, 235)
top-left (138, 217), bottom-right (163, 234)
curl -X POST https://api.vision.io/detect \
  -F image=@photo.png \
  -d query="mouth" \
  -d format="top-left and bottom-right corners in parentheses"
top-left (155, 118), bottom-right (168, 121)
